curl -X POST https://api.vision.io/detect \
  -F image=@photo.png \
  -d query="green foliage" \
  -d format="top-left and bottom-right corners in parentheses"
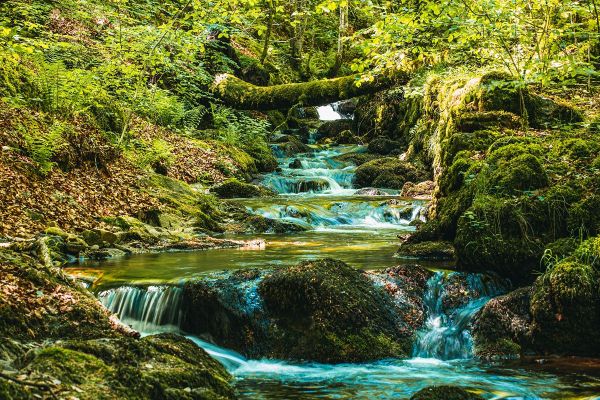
top-left (22, 121), bottom-right (68, 175)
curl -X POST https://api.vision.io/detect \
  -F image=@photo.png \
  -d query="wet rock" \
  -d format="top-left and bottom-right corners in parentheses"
top-left (473, 287), bottom-right (532, 360)
top-left (210, 178), bottom-right (274, 199)
top-left (396, 241), bottom-right (456, 261)
top-left (367, 136), bottom-right (401, 155)
top-left (245, 215), bottom-right (307, 234)
top-left (401, 181), bottom-right (435, 199)
top-left (332, 129), bottom-right (360, 144)
top-left (410, 385), bottom-right (484, 400)
top-left (181, 259), bottom-right (423, 363)
top-left (82, 228), bottom-right (118, 247)
top-left (316, 119), bottom-right (354, 139)
top-left (334, 99), bottom-right (357, 117)
top-left (367, 265), bottom-right (433, 330)
top-left (272, 135), bottom-right (312, 156)
top-left (289, 159), bottom-right (303, 169)
top-left (81, 247), bottom-right (127, 260)
top-left (354, 187), bottom-right (386, 196)
top-left (181, 269), bottom-right (268, 357)
top-left (258, 259), bottom-right (414, 362)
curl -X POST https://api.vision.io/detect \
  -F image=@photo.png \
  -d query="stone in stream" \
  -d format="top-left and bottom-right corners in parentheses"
top-left (289, 158), bottom-right (303, 169)
top-left (410, 386), bottom-right (484, 400)
top-left (181, 259), bottom-right (431, 363)
top-left (354, 187), bottom-right (387, 196)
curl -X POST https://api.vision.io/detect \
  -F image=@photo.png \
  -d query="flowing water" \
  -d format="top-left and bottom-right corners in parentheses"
top-left (70, 106), bottom-right (600, 399)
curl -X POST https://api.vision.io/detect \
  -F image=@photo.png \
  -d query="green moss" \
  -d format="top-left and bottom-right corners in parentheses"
top-left (572, 236), bottom-right (600, 269)
top-left (210, 178), bottom-right (274, 199)
top-left (487, 153), bottom-right (549, 195)
top-left (567, 195), bottom-right (600, 237)
top-left (454, 195), bottom-right (546, 282)
top-left (442, 129), bottom-right (500, 167)
top-left (395, 241), bottom-right (456, 261)
top-left (14, 334), bottom-right (236, 400)
top-left (530, 259), bottom-right (600, 355)
top-left (354, 158), bottom-right (428, 189)
top-left (258, 259), bottom-right (412, 362)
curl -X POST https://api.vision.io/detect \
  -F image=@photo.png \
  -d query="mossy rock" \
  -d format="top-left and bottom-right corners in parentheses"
top-left (530, 258), bottom-right (600, 356)
top-left (454, 111), bottom-right (522, 133)
top-left (454, 195), bottom-right (546, 283)
top-left (271, 135), bottom-right (312, 156)
top-left (410, 385), bottom-right (484, 400)
top-left (245, 215), bottom-right (308, 234)
top-left (486, 152), bottom-right (549, 195)
top-left (473, 287), bottom-right (532, 360)
top-left (258, 259), bottom-right (413, 362)
top-left (0, 250), bottom-right (120, 341)
top-left (567, 195), bottom-right (600, 237)
top-left (335, 152), bottom-right (380, 166)
top-left (441, 130), bottom-right (500, 168)
top-left (354, 158), bottom-right (428, 190)
top-left (316, 119), bottom-right (354, 139)
top-left (395, 241), bottom-right (456, 261)
top-left (9, 334), bottom-right (235, 400)
top-left (475, 72), bottom-right (584, 128)
top-left (367, 136), bottom-right (402, 155)
top-left (210, 178), bottom-right (274, 199)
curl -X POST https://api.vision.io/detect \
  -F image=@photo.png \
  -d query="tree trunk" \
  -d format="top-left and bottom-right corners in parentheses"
top-left (212, 72), bottom-right (410, 111)
top-left (260, 1), bottom-right (275, 65)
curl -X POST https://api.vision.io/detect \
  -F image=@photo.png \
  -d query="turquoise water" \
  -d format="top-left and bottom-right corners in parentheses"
top-left (70, 135), bottom-right (600, 399)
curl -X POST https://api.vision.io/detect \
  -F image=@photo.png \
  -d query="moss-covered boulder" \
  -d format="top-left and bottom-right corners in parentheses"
top-left (181, 260), bottom-right (424, 363)
top-left (316, 119), bottom-right (354, 140)
top-left (1, 334), bottom-right (235, 400)
top-left (473, 287), bottom-right (532, 360)
top-left (396, 241), bottom-right (456, 261)
top-left (410, 386), bottom-right (484, 400)
top-left (454, 196), bottom-right (546, 283)
top-left (210, 178), bottom-right (274, 199)
top-left (244, 215), bottom-right (308, 233)
top-left (258, 259), bottom-right (414, 362)
top-left (271, 134), bottom-right (312, 156)
top-left (530, 257), bottom-right (600, 356)
top-left (367, 136), bottom-right (402, 155)
top-left (354, 158), bottom-right (429, 189)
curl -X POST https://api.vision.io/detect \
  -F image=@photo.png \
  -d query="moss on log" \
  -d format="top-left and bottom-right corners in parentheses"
top-left (212, 73), bottom-right (409, 110)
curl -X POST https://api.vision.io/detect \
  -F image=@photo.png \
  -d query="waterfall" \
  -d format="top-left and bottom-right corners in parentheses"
top-left (413, 272), bottom-right (508, 360)
top-left (98, 286), bottom-right (183, 333)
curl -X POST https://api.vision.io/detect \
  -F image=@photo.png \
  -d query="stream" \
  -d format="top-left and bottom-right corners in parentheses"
top-left (67, 106), bottom-right (600, 399)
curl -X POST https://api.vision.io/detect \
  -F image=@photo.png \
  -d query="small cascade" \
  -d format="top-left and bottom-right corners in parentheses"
top-left (263, 146), bottom-right (359, 195)
top-left (98, 286), bottom-right (183, 333)
top-left (413, 272), bottom-right (508, 360)
top-left (244, 198), bottom-right (424, 230)
top-left (317, 103), bottom-right (349, 121)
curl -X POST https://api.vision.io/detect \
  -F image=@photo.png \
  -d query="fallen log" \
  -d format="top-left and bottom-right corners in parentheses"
top-left (211, 72), bottom-right (409, 111)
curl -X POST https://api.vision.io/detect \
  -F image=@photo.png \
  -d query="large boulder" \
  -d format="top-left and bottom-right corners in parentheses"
top-left (0, 334), bottom-right (235, 400)
top-left (472, 287), bottom-right (533, 360)
top-left (354, 158), bottom-right (429, 190)
top-left (530, 256), bottom-right (600, 356)
top-left (257, 259), bottom-right (414, 362)
top-left (181, 260), bottom-right (428, 363)
top-left (210, 178), bottom-right (274, 199)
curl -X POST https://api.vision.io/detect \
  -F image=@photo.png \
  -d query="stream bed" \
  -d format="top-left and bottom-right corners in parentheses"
top-left (66, 114), bottom-right (600, 399)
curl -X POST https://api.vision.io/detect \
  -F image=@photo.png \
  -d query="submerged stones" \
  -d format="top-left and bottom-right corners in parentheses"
top-left (410, 386), bottom-right (484, 400)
